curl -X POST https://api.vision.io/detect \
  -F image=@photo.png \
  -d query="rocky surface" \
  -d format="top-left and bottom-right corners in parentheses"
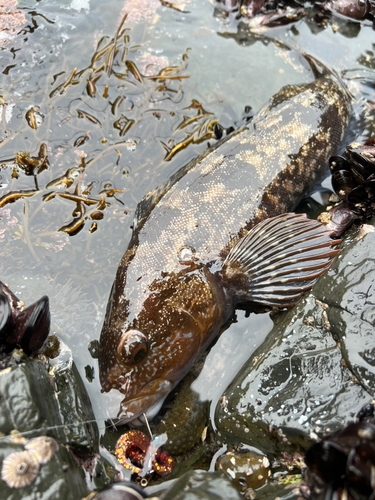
top-left (0, 347), bottom-right (117, 499)
top-left (215, 218), bottom-right (375, 457)
top-left (158, 470), bottom-right (243, 500)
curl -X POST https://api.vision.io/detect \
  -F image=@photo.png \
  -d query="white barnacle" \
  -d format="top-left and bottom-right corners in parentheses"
top-left (25, 436), bottom-right (59, 465)
top-left (1, 451), bottom-right (39, 488)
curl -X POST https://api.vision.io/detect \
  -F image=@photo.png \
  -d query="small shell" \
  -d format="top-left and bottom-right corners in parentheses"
top-left (25, 436), bottom-right (59, 464)
top-left (1, 451), bottom-right (39, 488)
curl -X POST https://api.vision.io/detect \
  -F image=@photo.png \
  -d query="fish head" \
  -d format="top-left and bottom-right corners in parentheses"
top-left (99, 262), bottom-right (224, 424)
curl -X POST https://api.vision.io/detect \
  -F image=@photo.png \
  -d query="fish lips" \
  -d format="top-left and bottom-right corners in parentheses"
top-left (116, 378), bottom-right (172, 424)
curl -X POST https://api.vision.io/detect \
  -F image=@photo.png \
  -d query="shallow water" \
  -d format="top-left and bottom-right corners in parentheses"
top-left (0, 0), bottom-right (374, 453)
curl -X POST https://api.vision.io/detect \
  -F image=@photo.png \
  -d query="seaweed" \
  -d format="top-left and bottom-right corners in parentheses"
top-left (0, 12), bottom-right (219, 239)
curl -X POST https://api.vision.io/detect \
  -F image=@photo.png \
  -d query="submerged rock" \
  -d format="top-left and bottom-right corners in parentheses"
top-left (215, 217), bottom-right (375, 456)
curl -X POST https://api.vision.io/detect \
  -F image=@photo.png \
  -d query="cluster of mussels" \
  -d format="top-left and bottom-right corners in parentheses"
top-left (330, 139), bottom-right (375, 212)
top-left (0, 281), bottom-right (50, 357)
top-left (325, 139), bottom-right (375, 235)
top-left (303, 403), bottom-right (375, 500)
top-left (215, 0), bottom-right (375, 25)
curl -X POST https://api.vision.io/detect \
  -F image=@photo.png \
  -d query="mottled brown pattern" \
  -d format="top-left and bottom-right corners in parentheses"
top-left (99, 76), bottom-right (350, 423)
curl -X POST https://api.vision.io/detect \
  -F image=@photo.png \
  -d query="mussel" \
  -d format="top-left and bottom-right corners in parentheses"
top-left (0, 281), bottom-right (50, 355)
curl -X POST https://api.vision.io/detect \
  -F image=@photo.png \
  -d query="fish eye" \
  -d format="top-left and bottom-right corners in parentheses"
top-left (117, 329), bottom-right (148, 365)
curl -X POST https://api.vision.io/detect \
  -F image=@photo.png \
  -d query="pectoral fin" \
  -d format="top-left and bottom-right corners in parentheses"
top-left (222, 213), bottom-right (341, 307)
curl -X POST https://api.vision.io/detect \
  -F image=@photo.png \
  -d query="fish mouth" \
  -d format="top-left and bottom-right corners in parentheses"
top-left (116, 378), bottom-right (172, 424)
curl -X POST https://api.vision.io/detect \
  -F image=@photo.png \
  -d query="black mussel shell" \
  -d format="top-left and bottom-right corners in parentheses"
top-left (325, 203), bottom-right (356, 237)
top-left (351, 160), bottom-right (374, 185)
top-left (365, 177), bottom-right (375, 192)
top-left (0, 292), bottom-right (13, 342)
top-left (13, 296), bottom-right (51, 355)
top-left (304, 417), bottom-right (375, 499)
top-left (346, 442), bottom-right (375, 495)
top-left (357, 402), bottom-right (375, 422)
top-left (0, 281), bottom-right (20, 310)
top-left (347, 185), bottom-right (368, 206)
top-left (331, 169), bottom-right (356, 196)
top-left (347, 149), bottom-right (375, 183)
top-left (305, 440), bottom-right (348, 483)
top-left (329, 155), bottom-right (351, 173)
top-left (325, 0), bottom-right (369, 20)
top-left (213, 123), bottom-right (225, 140)
top-left (0, 282), bottom-right (51, 355)
top-left (213, 123), bottom-right (235, 140)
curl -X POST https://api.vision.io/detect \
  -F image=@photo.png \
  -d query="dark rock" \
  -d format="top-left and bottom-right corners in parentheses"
top-left (0, 349), bottom-right (117, 498)
top-left (215, 219), bottom-right (375, 456)
top-left (158, 470), bottom-right (243, 500)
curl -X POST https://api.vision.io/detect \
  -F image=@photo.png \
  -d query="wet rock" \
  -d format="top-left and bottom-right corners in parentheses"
top-left (0, 349), bottom-right (117, 498)
top-left (50, 341), bottom-right (98, 453)
top-left (158, 470), bottom-right (243, 500)
top-left (315, 218), bottom-right (375, 396)
top-left (215, 219), bottom-right (375, 456)
top-left (88, 481), bottom-right (148, 500)
top-left (255, 476), bottom-right (303, 500)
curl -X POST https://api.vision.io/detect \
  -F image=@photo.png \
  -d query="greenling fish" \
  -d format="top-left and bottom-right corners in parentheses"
top-left (99, 73), bottom-right (350, 424)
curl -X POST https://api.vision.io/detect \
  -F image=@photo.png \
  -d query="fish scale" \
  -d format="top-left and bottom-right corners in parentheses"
top-left (99, 75), bottom-right (350, 424)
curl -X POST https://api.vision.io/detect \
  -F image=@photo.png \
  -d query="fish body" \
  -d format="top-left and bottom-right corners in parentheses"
top-left (99, 76), bottom-right (350, 423)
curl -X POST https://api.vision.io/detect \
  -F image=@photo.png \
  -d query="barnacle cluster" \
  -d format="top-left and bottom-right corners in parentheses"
top-left (216, 448), bottom-right (271, 493)
top-left (114, 430), bottom-right (174, 479)
top-left (1, 436), bottom-right (58, 489)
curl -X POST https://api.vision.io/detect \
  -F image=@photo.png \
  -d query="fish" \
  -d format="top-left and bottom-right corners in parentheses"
top-left (99, 72), bottom-right (350, 424)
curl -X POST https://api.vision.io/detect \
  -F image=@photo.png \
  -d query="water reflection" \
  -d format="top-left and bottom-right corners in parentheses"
top-left (0, 0), bottom-right (374, 446)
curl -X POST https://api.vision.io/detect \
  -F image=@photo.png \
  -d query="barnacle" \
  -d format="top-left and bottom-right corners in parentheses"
top-left (25, 436), bottom-right (59, 464)
top-left (1, 451), bottom-right (39, 488)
